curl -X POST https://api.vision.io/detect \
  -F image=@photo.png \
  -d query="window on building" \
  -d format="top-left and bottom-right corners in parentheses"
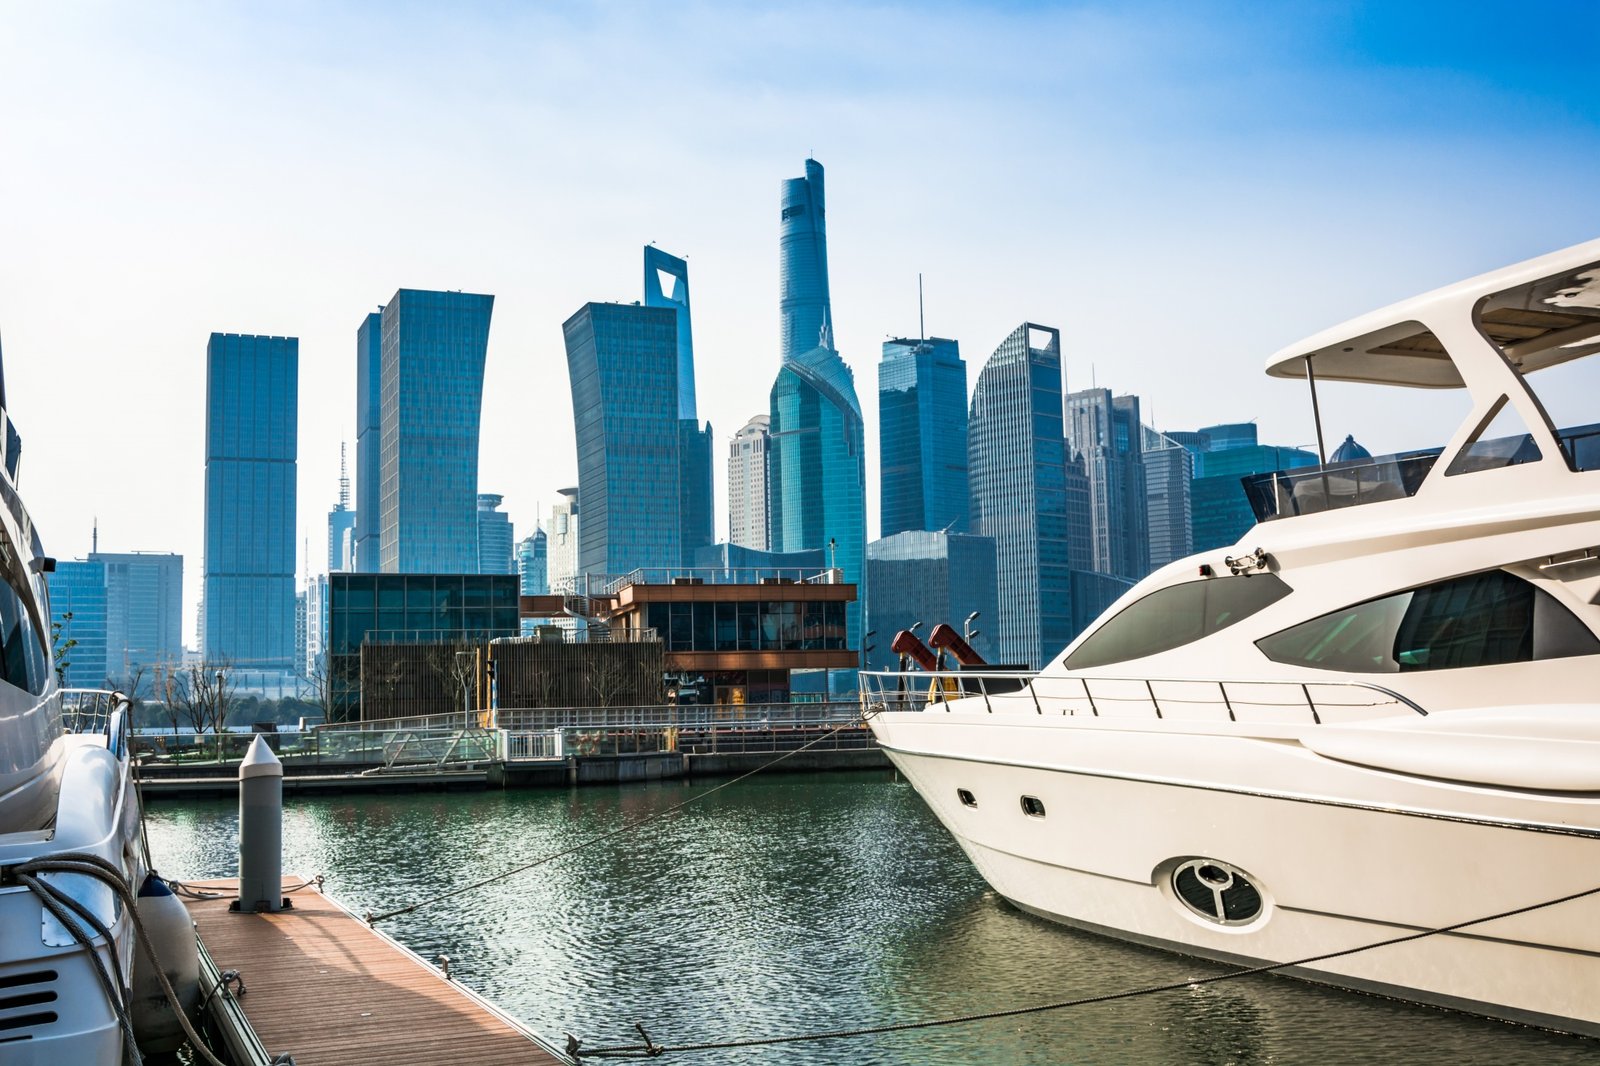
top-left (1063, 575), bottom-right (1292, 670)
top-left (1256, 569), bottom-right (1599, 673)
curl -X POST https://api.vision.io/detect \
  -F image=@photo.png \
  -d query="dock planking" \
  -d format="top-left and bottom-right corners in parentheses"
top-left (183, 878), bottom-right (564, 1065)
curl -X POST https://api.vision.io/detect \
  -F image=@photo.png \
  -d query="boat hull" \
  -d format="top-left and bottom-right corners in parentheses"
top-left (876, 717), bottom-right (1600, 1036)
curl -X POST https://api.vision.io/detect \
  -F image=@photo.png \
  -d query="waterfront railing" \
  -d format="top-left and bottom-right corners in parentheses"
top-left (860, 671), bottom-right (1427, 724)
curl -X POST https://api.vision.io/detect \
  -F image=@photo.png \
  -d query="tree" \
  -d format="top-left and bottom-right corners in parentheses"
top-left (174, 663), bottom-right (236, 760)
top-left (50, 611), bottom-right (77, 686)
top-left (430, 640), bottom-right (481, 727)
top-left (107, 664), bottom-right (146, 725)
top-left (154, 661), bottom-right (187, 738)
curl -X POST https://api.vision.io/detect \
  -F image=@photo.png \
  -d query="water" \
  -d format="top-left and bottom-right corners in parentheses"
top-left (146, 774), bottom-right (1593, 1065)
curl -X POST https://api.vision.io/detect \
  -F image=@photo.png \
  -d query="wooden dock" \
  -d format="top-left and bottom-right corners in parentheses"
top-left (183, 878), bottom-right (565, 1065)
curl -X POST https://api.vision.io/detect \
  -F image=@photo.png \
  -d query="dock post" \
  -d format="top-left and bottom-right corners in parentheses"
top-left (237, 735), bottom-right (284, 913)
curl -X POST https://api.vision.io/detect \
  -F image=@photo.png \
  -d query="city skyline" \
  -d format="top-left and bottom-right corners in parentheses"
top-left (4, 4), bottom-right (1599, 643)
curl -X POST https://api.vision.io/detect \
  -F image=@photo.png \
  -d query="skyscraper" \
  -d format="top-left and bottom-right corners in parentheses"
top-left (878, 336), bottom-right (969, 535)
top-left (91, 551), bottom-right (183, 682)
top-left (476, 493), bottom-right (514, 574)
top-left (1067, 388), bottom-right (1150, 582)
top-left (547, 488), bottom-right (579, 592)
top-left (769, 345), bottom-right (867, 658)
top-left (353, 312), bottom-right (382, 572)
top-left (377, 289), bottom-right (494, 574)
top-left (47, 560), bottom-right (107, 688)
top-left (203, 332), bottom-right (297, 675)
top-left (564, 302), bottom-right (683, 575)
top-left (328, 443), bottom-right (356, 572)
top-left (779, 158), bottom-right (833, 362)
top-left (643, 247), bottom-right (714, 566)
top-left (1142, 426), bottom-right (1194, 570)
top-left (865, 531), bottom-right (998, 672)
top-left (1180, 424), bottom-right (1319, 551)
top-left (968, 323), bottom-right (1076, 669)
top-left (516, 528), bottom-right (548, 595)
top-left (515, 527), bottom-right (548, 636)
top-left (727, 414), bottom-right (771, 549)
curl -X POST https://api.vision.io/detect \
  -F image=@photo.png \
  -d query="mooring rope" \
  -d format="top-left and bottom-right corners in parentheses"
top-left (365, 723), bottom-right (855, 925)
top-left (566, 881), bottom-right (1600, 1060)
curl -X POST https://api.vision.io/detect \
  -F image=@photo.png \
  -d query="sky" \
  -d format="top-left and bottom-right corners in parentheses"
top-left (3, 1), bottom-right (1599, 646)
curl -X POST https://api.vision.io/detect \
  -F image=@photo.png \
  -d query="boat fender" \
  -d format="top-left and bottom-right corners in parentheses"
top-left (130, 872), bottom-right (201, 1055)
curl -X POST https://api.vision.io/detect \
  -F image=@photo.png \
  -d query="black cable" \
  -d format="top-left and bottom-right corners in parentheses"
top-left (366, 724), bottom-right (851, 924)
top-left (570, 881), bottom-right (1600, 1060)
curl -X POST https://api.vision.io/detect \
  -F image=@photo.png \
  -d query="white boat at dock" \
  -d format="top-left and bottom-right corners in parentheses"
top-left (866, 238), bottom-right (1600, 1035)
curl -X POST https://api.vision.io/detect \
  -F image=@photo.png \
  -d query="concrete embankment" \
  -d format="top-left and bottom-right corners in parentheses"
top-left (142, 747), bottom-right (889, 797)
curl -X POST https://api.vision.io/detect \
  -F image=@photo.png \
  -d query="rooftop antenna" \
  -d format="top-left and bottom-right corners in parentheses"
top-left (918, 273), bottom-right (925, 343)
top-left (92, 517), bottom-right (98, 554)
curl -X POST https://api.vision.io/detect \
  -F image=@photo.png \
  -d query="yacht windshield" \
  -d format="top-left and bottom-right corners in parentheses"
top-left (1472, 260), bottom-right (1600, 473)
top-left (1064, 574), bottom-right (1291, 670)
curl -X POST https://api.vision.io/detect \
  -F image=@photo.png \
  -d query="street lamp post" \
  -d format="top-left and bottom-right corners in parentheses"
top-left (964, 611), bottom-right (981, 644)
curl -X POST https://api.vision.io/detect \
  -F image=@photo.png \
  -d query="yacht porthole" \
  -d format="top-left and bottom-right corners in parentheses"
top-left (1020, 795), bottom-right (1046, 818)
top-left (957, 789), bottom-right (977, 808)
top-left (1172, 859), bottom-right (1264, 925)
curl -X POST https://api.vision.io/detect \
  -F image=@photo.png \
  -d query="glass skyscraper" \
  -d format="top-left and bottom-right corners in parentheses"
top-left (1067, 388), bottom-right (1150, 582)
top-left (353, 312), bottom-right (382, 572)
top-left (203, 332), bottom-right (298, 674)
top-left (768, 157), bottom-right (865, 676)
top-left (48, 560), bottom-right (108, 688)
top-left (91, 551), bottom-right (183, 684)
top-left (864, 531), bottom-right (998, 672)
top-left (1179, 424), bottom-right (1319, 551)
top-left (879, 337), bottom-right (969, 535)
top-left (968, 323), bottom-right (1078, 669)
top-left (378, 289), bottom-right (494, 574)
top-left (643, 246), bottom-right (714, 567)
top-left (779, 158), bottom-right (833, 362)
top-left (769, 345), bottom-right (867, 661)
top-left (1141, 426), bottom-right (1195, 569)
top-left (476, 493), bottom-right (514, 574)
top-left (564, 302), bottom-right (684, 575)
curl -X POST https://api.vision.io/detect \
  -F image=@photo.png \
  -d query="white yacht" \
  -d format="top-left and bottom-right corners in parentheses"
top-left (865, 239), bottom-right (1600, 1035)
top-left (0, 353), bottom-right (173, 1062)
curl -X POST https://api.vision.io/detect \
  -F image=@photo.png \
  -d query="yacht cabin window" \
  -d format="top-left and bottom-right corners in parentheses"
top-left (0, 566), bottom-right (47, 696)
top-left (1063, 575), bottom-right (1291, 670)
top-left (1255, 569), bottom-right (1599, 674)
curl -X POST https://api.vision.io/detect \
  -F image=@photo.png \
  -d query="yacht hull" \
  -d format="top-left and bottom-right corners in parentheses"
top-left (875, 714), bottom-right (1600, 1036)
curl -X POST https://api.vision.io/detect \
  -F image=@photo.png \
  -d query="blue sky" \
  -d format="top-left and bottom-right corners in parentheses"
top-left (3, 1), bottom-right (1598, 645)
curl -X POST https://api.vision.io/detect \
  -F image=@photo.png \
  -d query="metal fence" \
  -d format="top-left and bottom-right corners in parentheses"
top-left (496, 701), bottom-right (863, 732)
top-left (131, 725), bottom-right (500, 771)
top-left (860, 671), bottom-right (1427, 725)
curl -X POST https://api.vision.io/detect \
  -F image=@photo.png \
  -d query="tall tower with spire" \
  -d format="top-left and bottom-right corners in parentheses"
top-left (327, 442), bottom-right (356, 572)
top-left (778, 158), bottom-right (833, 364)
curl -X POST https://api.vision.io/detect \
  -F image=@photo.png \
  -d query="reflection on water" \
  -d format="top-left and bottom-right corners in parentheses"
top-left (146, 775), bottom-right (1591, 1065)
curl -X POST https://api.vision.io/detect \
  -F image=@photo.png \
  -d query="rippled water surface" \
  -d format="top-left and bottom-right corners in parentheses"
top-left (146, 774), bottom-right (1592, 1065)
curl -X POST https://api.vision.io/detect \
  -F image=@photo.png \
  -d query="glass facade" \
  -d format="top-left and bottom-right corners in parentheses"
top-left (378, 289), bottom-right (494, 574)
top-left (769, 344), bottom-right (867, 659)
top-left (203, 332), bottom-right (297, 673)
top-left (878, 337), bottom-right (970, 536)
top-left (353, 311), bottom-right (382, 572)
top-left (643, 599), bottom-right (846, 653)
top-left (48, 560), bottom-right (108, 688)
top-left (476, 493), bottom-right (514, 574)
top-left (968, 323), bottom-right (1078, 669)
top-left (642, 247), bottom-right (714, 567)
top-left (864, 531), bottom-right (998, 671)
top-left (326, 572), bottom-right (521, 721)
top-left (1181, 424), bottom-right (1319, 552)
top-left (1141, 427), bottom-right (1194, 570)
top-left (1067, 388), bottom-right (1149, 581)
top-left (90, 551), bottom-right (183, 686)
top-left (565, 302), bottom-right (684, 575)
top-left (779, 158), bottom-right (833, 362)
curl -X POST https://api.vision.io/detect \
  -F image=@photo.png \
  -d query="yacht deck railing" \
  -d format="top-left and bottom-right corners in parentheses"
top-left (860, 671), bottom-right (1426, 725)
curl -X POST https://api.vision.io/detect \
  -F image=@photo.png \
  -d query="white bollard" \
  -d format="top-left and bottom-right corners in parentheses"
top-left (237, 735), bottom-right (284, 913)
